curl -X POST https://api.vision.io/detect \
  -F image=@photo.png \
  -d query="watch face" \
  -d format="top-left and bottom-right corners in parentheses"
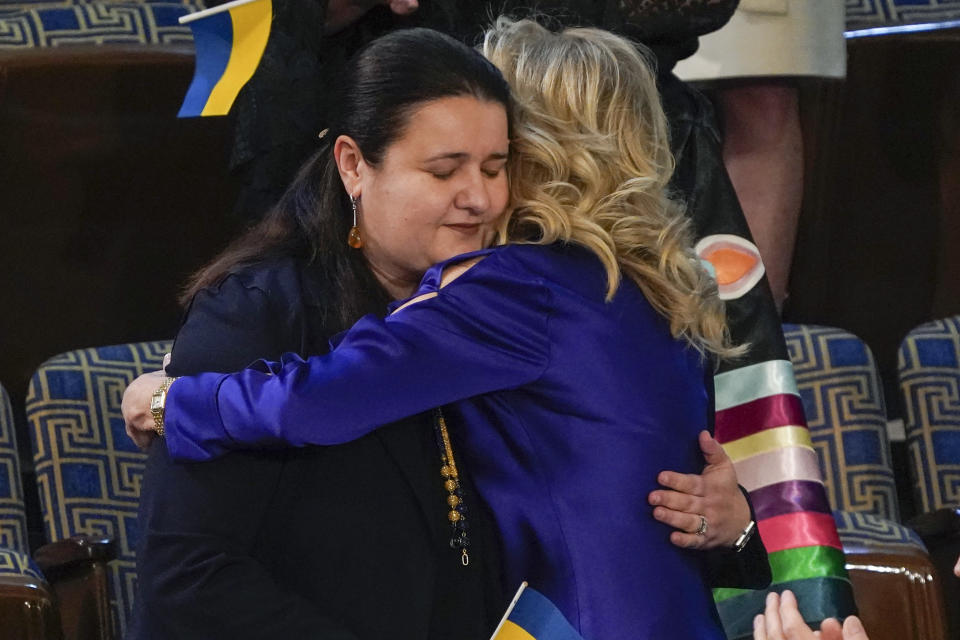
top-left (150, 390), bottom-right (166, 413)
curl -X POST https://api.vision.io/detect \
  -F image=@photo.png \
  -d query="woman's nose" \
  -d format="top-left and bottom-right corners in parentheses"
top-left (455, 169), bottom-right (492, 214)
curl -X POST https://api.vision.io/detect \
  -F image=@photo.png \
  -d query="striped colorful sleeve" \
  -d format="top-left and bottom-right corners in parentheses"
top-left (711, 356), bottom-right (854, 637)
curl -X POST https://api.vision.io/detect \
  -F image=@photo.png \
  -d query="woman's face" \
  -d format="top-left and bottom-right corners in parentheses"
top-left (340, 95), bottom-right (510, 297)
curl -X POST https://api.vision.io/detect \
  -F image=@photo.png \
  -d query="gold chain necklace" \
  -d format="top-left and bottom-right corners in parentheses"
top-left (434, 408), bottom-right (470, 566)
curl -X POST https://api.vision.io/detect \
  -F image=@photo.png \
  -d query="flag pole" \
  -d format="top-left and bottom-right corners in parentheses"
top-left (488, 582), bottom-right (528, 640)
top-left (179, 0), bottom-right (263, 25)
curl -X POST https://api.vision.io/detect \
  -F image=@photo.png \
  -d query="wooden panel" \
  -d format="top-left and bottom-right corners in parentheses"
top-left (787, 30), bottom-right (960, 422)
top-left (0, 47), bottom-right (242, 401)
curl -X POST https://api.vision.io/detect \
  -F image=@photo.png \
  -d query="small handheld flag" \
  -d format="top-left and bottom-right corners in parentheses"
top-left (490, 582), bottom-right (584, 640)
top-left (178, 0), bottom-right (272, 118)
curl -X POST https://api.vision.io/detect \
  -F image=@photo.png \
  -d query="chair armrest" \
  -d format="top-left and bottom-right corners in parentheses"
top-left (906, 508), bottom-right (960, 640)
top-left (34, 536), bottom-right (116, 579)
top-left (34, 537), bottom-right (117, 640)
top-left (844, 546), bottom-right (948, 640)
top-left (0, 573), bottom-right (63, 639)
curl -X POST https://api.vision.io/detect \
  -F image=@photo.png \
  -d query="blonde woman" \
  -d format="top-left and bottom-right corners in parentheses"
top-left (125, 20), bottom-right (759, 638)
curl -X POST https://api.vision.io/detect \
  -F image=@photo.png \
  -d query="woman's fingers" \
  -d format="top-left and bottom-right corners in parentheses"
top-left (816, 618), bottom-right (843, 640)
top-left (651, 485), bottom-right (730, 550)
top-left (764, 592), bottom-right (784, 639)
top-left (655, 432), bottom-right (750, 549)
top-left (699, 429), bottom-right (731, 465)
top-left (653, 505), bottom-right (703, 532)
top-left (753, 591), bottom-right (855, 640)
top-left (657, 470), bottom-right (704, 496)
top-left (126, 427), bottom-right (156, 451)
top-left (650, 486), bottom-right (715, 549)
top-left (669, 530), bottom-right (707, 549)
top-left (754, 614), bottom-right (768, 640)
top-left (780, 590), bottom-right (817, 640)
top-left (649, 487), bottom-right (699, 512)
top-left (121, 370), bottom-right (166, 450)
top-left (841, 617), bottom-right (869, 640)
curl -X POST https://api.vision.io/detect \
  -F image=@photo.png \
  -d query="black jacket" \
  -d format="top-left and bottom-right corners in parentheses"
top-left (128, 258), bottom-right (506, 640)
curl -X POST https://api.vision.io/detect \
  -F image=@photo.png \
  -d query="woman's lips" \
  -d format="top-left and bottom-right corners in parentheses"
top-left (445, 223), bottom-right (482, 234)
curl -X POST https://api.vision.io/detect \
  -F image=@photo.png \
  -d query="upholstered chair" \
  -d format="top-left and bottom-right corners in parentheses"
top-left (898, 316), bottom-right (960, 637)
top-left (26, 341), bottom-right (172, 640)
top-left (782, 323), bottom-right (946, 640)
top-left (898, 316), bottom-right (960, 514)
top-left (0, 382), bottom-right (61, 639)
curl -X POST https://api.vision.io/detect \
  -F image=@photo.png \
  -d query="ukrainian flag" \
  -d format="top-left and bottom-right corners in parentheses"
top-left (178, 0), bottom-right (272, 118)
top-left (490, 583), bottom-right (584, 640)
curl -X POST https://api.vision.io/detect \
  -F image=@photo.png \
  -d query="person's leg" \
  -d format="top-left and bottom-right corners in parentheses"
top-left (718, 83), bottom-right (802, 312)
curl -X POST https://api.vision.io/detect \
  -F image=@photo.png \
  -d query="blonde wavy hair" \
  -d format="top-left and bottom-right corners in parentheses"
top-left (482, 18), bottom-right (740, 358)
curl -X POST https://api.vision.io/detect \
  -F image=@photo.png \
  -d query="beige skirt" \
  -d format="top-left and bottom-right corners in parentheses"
top-left (674, 0), bottom-right (847, 81)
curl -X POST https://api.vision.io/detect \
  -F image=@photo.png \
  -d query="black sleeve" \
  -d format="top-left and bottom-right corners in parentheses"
top-left (703, 486), bottom-right (772, 589)
top-left (132, 273), bottom-right (360, 640)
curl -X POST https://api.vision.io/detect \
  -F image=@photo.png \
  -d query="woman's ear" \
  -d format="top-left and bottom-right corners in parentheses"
top-left (333, 134), bottom-right (365, 197)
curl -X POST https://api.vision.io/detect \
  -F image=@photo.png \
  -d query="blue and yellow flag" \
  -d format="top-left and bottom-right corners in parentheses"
top-left (490, 583), bottom-right (584, 640)
top-left (178, 0), bottom-right (272, 118)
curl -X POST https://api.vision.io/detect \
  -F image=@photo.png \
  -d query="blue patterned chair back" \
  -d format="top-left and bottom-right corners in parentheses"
top-left (783, 324), bottom-right (900, 521)
top-left (0, 1), bottom-right (206, 49)
top-left (0, 383), bottom-right (28, 553)
top-left (898, 315), bottom-right (960, 513)
top-left (26, 341), bottom-right (172, 637)
top-left (0, 382), bottom-right (42, 583)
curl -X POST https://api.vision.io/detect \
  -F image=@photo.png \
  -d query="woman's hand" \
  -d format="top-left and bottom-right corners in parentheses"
top-left (754, 590), bottom-right (869, 640)
top-left (325, 0), bottom-right (418, 34)
top-left (648, 430), bottom-right (751, 549)
top-left (122, 369), bottom-right (168, 450)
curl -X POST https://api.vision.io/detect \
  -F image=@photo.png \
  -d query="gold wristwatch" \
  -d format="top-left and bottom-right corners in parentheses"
top-left (149, 377), bottom-right (178, 437)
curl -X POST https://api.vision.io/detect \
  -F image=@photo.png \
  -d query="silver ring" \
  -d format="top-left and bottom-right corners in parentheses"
top-left (695, 515), bottom-right (708, 536)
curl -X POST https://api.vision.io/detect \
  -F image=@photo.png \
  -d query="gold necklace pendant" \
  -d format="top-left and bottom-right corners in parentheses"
top-left (434, 408), bottom-right (471, 566)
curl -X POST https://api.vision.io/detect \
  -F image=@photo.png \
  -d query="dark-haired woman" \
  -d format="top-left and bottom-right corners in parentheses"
top-left (126, 28), bottom-right (513, 640)
top-left (125, 23), bottom-right (768, 640)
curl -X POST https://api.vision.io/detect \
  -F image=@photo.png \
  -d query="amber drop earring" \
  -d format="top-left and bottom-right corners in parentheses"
top-left (348, 195), bottom-right (362, 248)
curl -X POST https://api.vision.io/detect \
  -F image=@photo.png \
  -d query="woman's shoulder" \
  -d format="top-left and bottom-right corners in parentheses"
top-left (491, 243), bottom-right (613, 306)
top-left (170, 255), bottom-right (317, 375)
top-left (493, 243), bottom-right (605, 283)
top-left (416, 243), bottom-right (600, 292)
top-left (179, 255), bottom-right (314, 339)
top-left (185, 254), bottom-right (330, 314)
top-left (216, 255), bottom-right (306, 298)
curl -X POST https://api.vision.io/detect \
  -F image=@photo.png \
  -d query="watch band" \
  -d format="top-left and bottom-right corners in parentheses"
top-left (150, 376), bottom-right (178, 437)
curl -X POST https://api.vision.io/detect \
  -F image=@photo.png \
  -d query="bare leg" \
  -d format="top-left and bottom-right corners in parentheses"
top-left (718, 84), bottom-right (802, 313)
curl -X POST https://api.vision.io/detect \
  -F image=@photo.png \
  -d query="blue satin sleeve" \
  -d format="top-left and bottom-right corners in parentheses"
top-left (163, 259), bottom-right (553, 462)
